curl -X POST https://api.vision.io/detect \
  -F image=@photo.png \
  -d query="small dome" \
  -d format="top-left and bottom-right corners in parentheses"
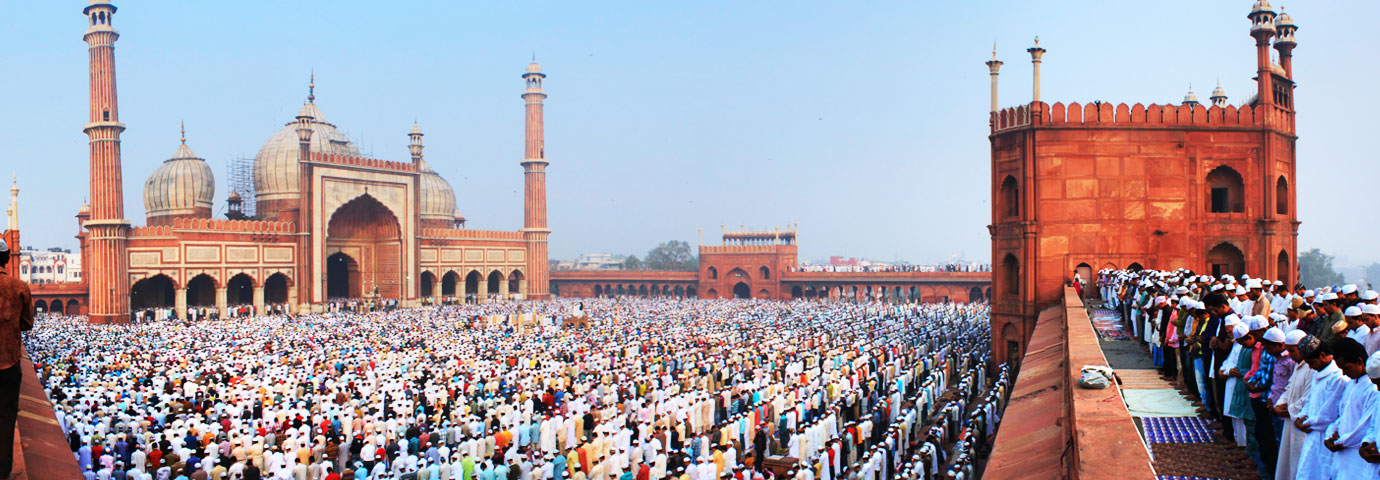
top-left (253, 101), bottom-right (361, 204)
top-left (416, 158), bottom-right (458, 223)
top-left (410, 123), bottom-right (423, 135)
top-left (1250, 0), bottom-right (1274, 15)
top-left (525, 62), bottom-right (543, 74)
top-left (78, 204), bottom-right (91, 215)
top-left (1183, 88), bottom-right (1199, 104)
top-left (227, 191), bottom-right (242, 202)
top-left (144, 140), bottom-right (215, 220)
top-left (1275, 11), bottom-right (1294, 27)
top-left (1210, 85), bottom-right (1227, 99)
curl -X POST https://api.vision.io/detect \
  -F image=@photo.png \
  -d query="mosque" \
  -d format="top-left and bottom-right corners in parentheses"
top-left (72, 0), bottom-right (551, 323)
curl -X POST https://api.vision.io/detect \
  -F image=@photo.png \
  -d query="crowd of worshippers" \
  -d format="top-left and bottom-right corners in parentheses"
top-left (1100, 269), bottom-right (1380, 479)
top-left (20, 298), bottom-right (1009, 480)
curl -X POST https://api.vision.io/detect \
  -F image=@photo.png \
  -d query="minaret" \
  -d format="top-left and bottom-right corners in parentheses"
top-left (521, 59), bottom-right (551, 299)
top-left (1273, 9), bottom-right (1298, 80)
top-left (985, 43), bottom-right (1002, 113)
top-left (83, 1), bottom-right (131, 324)
top-left (294, 89), bottom-right (315, 312)
top-left (1027, 37), bottom-right (1045, 104)
top-left (1248, 1), bottom-right (1277, 110)
top-left (408, 123), bottom-right (424, 162)
top-left (6, 175), bottom-right (16, 232)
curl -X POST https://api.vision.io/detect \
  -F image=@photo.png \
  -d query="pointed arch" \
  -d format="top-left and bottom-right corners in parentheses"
top-left (1206, 165), bottom-right (1245, 213)
top-left (1206, 242), bottom-right (1246, 278)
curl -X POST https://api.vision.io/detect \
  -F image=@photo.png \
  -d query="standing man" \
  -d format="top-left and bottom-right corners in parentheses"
top-left (0, 237), bottom-right (35, 480)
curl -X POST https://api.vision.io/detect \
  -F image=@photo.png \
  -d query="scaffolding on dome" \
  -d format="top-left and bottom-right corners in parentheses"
top-left (226, 157), bottom-right (256, 218)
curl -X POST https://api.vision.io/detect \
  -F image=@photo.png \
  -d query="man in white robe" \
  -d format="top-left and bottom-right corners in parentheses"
top-left (1275, 330), bottom-right (1314, 480)
top-left (1294, 336), bottom-right (1353, 480)
top-left (1323, 348), bottom-right (1379, 479)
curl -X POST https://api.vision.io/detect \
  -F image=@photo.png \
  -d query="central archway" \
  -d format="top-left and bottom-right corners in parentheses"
top-left (327, 252), bottom-right (361, 299)
top-left (131, 274), bottom-right (176, 311)
top-left (326, 194), bottom-right (402, 299)
top-left (733, 282), bottom-right (750, 299)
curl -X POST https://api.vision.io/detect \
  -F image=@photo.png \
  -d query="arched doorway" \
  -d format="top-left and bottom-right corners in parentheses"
top-left (704, 288), bottom-right (714, 298)
top-left (186, 274), bottom-right (217, 306)
top-left (227, 273), bottom-right (254, 305)
top-left (509, 270), bottom-right (525, 297)
top-left (1002, 321), bottom-right (1022, 369)
top-left (1276, 176), bottom-right (1289, 215)
top-left (420, 271), bottom-right (437, 298)
top-left (1001, 254), bottom-right (1019, 298)
top-left (593, 284), bottom-right (603, 297)
top-left (1206, 242), bottom-right (1246, 278)
top-left (638, 285), bottom-right (648, 297)
top-left (326, 194), bottom-right (403, 299)
top-left (34, 300), bottom-right (46, 313)
top-left (732, 282), bottom-right (750, 299)
top-left (1000, 175), bottom-right (1020, 218)
top-left (757, 288), bottom-right (770, 299)
top-left (487, 271), bottom-right (505, 299)
top-left (66, 299), bottom-right (79, 315)
top-left (50, 299), bottom-right (65, 315)
top-left (466, 271), bottom-right (483, 300)
top-left (970, 286), bottom-right (984, 303)
top-left (131, 274), bottom-right (176, 311)
top-left (441, 271), bottom-right (458, 296)
top-left (791, 286), bottom-right (803, 299)
top-left (616, 285), bottom-right (626, 296)
top-left (1128, 262), bottom-right (1144, 272)
top-left (327, 252), bottom-right (361, 299)
top-left (1277, 250), bottom-right (1290, 284)
top-left (1206, 165), bottom-right (1245, 213)
top-left (675, 285), bottom-right (686, 298)
top-left (264, 273), bottom-right (290, 304)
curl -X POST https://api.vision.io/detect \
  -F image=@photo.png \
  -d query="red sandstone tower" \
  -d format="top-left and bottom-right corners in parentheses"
top-left (522, 61), bottom-right (551, 299)
top-left (988, 3), bottom-right (1299, 368)
top-left (82, 1), bottom-right (131, 324)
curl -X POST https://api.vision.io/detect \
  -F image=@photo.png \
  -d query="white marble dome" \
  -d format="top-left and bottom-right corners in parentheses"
top-left (417, 158), bottom-right (458, 224)
top-left (144, 141), bottom-right (214, 219)
top-left (252, 101), bottom-right (361, 203)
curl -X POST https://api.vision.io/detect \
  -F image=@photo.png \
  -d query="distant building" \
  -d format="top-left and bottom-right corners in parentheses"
top-left (571, 253), bottom-right (626, 270)
top-left (17, 247), bottom-right (82, 285)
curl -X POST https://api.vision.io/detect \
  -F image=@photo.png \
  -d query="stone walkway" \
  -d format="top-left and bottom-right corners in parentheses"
top-left (1089, 304), bottom-right (1261, 480)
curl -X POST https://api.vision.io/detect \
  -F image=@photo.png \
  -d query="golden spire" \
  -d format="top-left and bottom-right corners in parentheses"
top-left (179, 121), bottom-right (186, 144)
top-left (308, 70), bottom-right (316, 103)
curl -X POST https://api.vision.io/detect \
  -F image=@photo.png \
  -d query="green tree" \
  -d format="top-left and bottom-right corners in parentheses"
top-left (622, 255), bottom-right (642, 270)
top-left (644, 240), bottom-right (698, 271)
top-left (1299, 248), bottom-right (1345, 288)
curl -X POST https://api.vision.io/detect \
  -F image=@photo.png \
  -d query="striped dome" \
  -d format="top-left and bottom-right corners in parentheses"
top-left (417, 158), bottom-right (458, 223)
top-left (252, 102), bottom-right (360, 204)
top-left (144, 142), bottom-right (214, 220)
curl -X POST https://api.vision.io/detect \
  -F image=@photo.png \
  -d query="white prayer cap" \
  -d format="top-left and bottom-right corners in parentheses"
top-left (1246, 279), bottom-right (1263, 290)
top-left (1343, 284), bottom-right (1360, 294)
top-left (1322, 293), bottom-right (1339, 301)
top-left (1364, 291), bottom-right (1379, 301)
top-left (1222, 274), bottom-right (1235, 281)
top-left (1174, 286), bottom-right (1190, 295)
top-left (1235, 287), bottom-right (1248, 296)
top-left (1262, 327), bottom-right (1286, 344)
top-left (1285, 329), bottom-right (1308, 345)
top-left (1248, 315), bottom-right (1270, 331)
top-left (1211, 285), bottom-right (1224, 292)
top-left (1269, 313), bottom-right (1288, 323)
top-left (1346, 306), bottom-right (1363, 317)
top-left (1305, 290), bottom-right (1316, 297)
top-left (1368, 352), bottom-right (1380, 379)
top-left (1273, 280), bottom-right (1284, 286)
top-left (1364, 304), bottom-right (1380, 315)
top-left (1224, 314), bottom-right (1241, 327)
top-left (1232, 322), bottom-right (1250, 340)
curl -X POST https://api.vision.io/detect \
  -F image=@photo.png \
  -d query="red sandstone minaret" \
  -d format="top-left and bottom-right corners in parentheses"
top-left (521, 60), bottom-right (551, 299)
top-left (83, 1), bottom-right (131, 324)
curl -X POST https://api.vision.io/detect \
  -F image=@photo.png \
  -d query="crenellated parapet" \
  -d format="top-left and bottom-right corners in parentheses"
top-left (130, 218), bottom-right (295, 238)
top-left (307, 152), bottom-right (418, 174)
top-left (420, 228), bottom-right (524, 241)
top-left (989, 101), bottom-right (1291, 134)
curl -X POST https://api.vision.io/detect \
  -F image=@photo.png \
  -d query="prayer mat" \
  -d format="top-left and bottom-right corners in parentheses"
top-left (1141, 416), bottom-right (1215, 443)
top-left (1123, 388), bottom-right (1199, 417)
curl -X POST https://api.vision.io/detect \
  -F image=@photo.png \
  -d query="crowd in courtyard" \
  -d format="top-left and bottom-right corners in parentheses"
top-left (1102, 269), bottom-right (1380, 479)
top-left (18, 298), bottom-right (1006, 480)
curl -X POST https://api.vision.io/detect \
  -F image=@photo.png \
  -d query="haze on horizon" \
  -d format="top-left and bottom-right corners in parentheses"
top-left (0, 1), bottom-right (1374, 266)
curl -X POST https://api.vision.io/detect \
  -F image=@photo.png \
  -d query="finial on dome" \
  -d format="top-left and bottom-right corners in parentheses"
top-left (308, 70), bottom-right (316, 103)
top-left (991, 41), bottom-right (998, 60)
top-left (179, 121), bottom-right (186, 145)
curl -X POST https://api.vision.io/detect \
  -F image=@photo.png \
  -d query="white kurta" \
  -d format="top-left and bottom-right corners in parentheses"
top-left (1275, 362), bottom-right (1315, 480)
top-left (1324, 377), bottom-right (1378, 480)
top-left (1296, 362), bottom-right (1347, 480)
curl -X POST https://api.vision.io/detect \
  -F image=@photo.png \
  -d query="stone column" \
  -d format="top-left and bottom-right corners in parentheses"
top-left (478, 277), bottom-right (488, 302)
top-left (174, 287), bottom-right (187, 320)
top-left (499, 277), bottom-right (510, 301)
top-left (288, 288), bottom-right (298, 314)
top-left (518, 278), bottom-right (527, 299)
top-left (215, 287), bottom-right (228, 319)
top-left (253, 284), bottom-right (265, 316)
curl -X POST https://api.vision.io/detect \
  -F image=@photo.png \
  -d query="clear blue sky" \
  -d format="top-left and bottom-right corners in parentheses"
top-left (0, 1), bottom-right (1375, 266)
